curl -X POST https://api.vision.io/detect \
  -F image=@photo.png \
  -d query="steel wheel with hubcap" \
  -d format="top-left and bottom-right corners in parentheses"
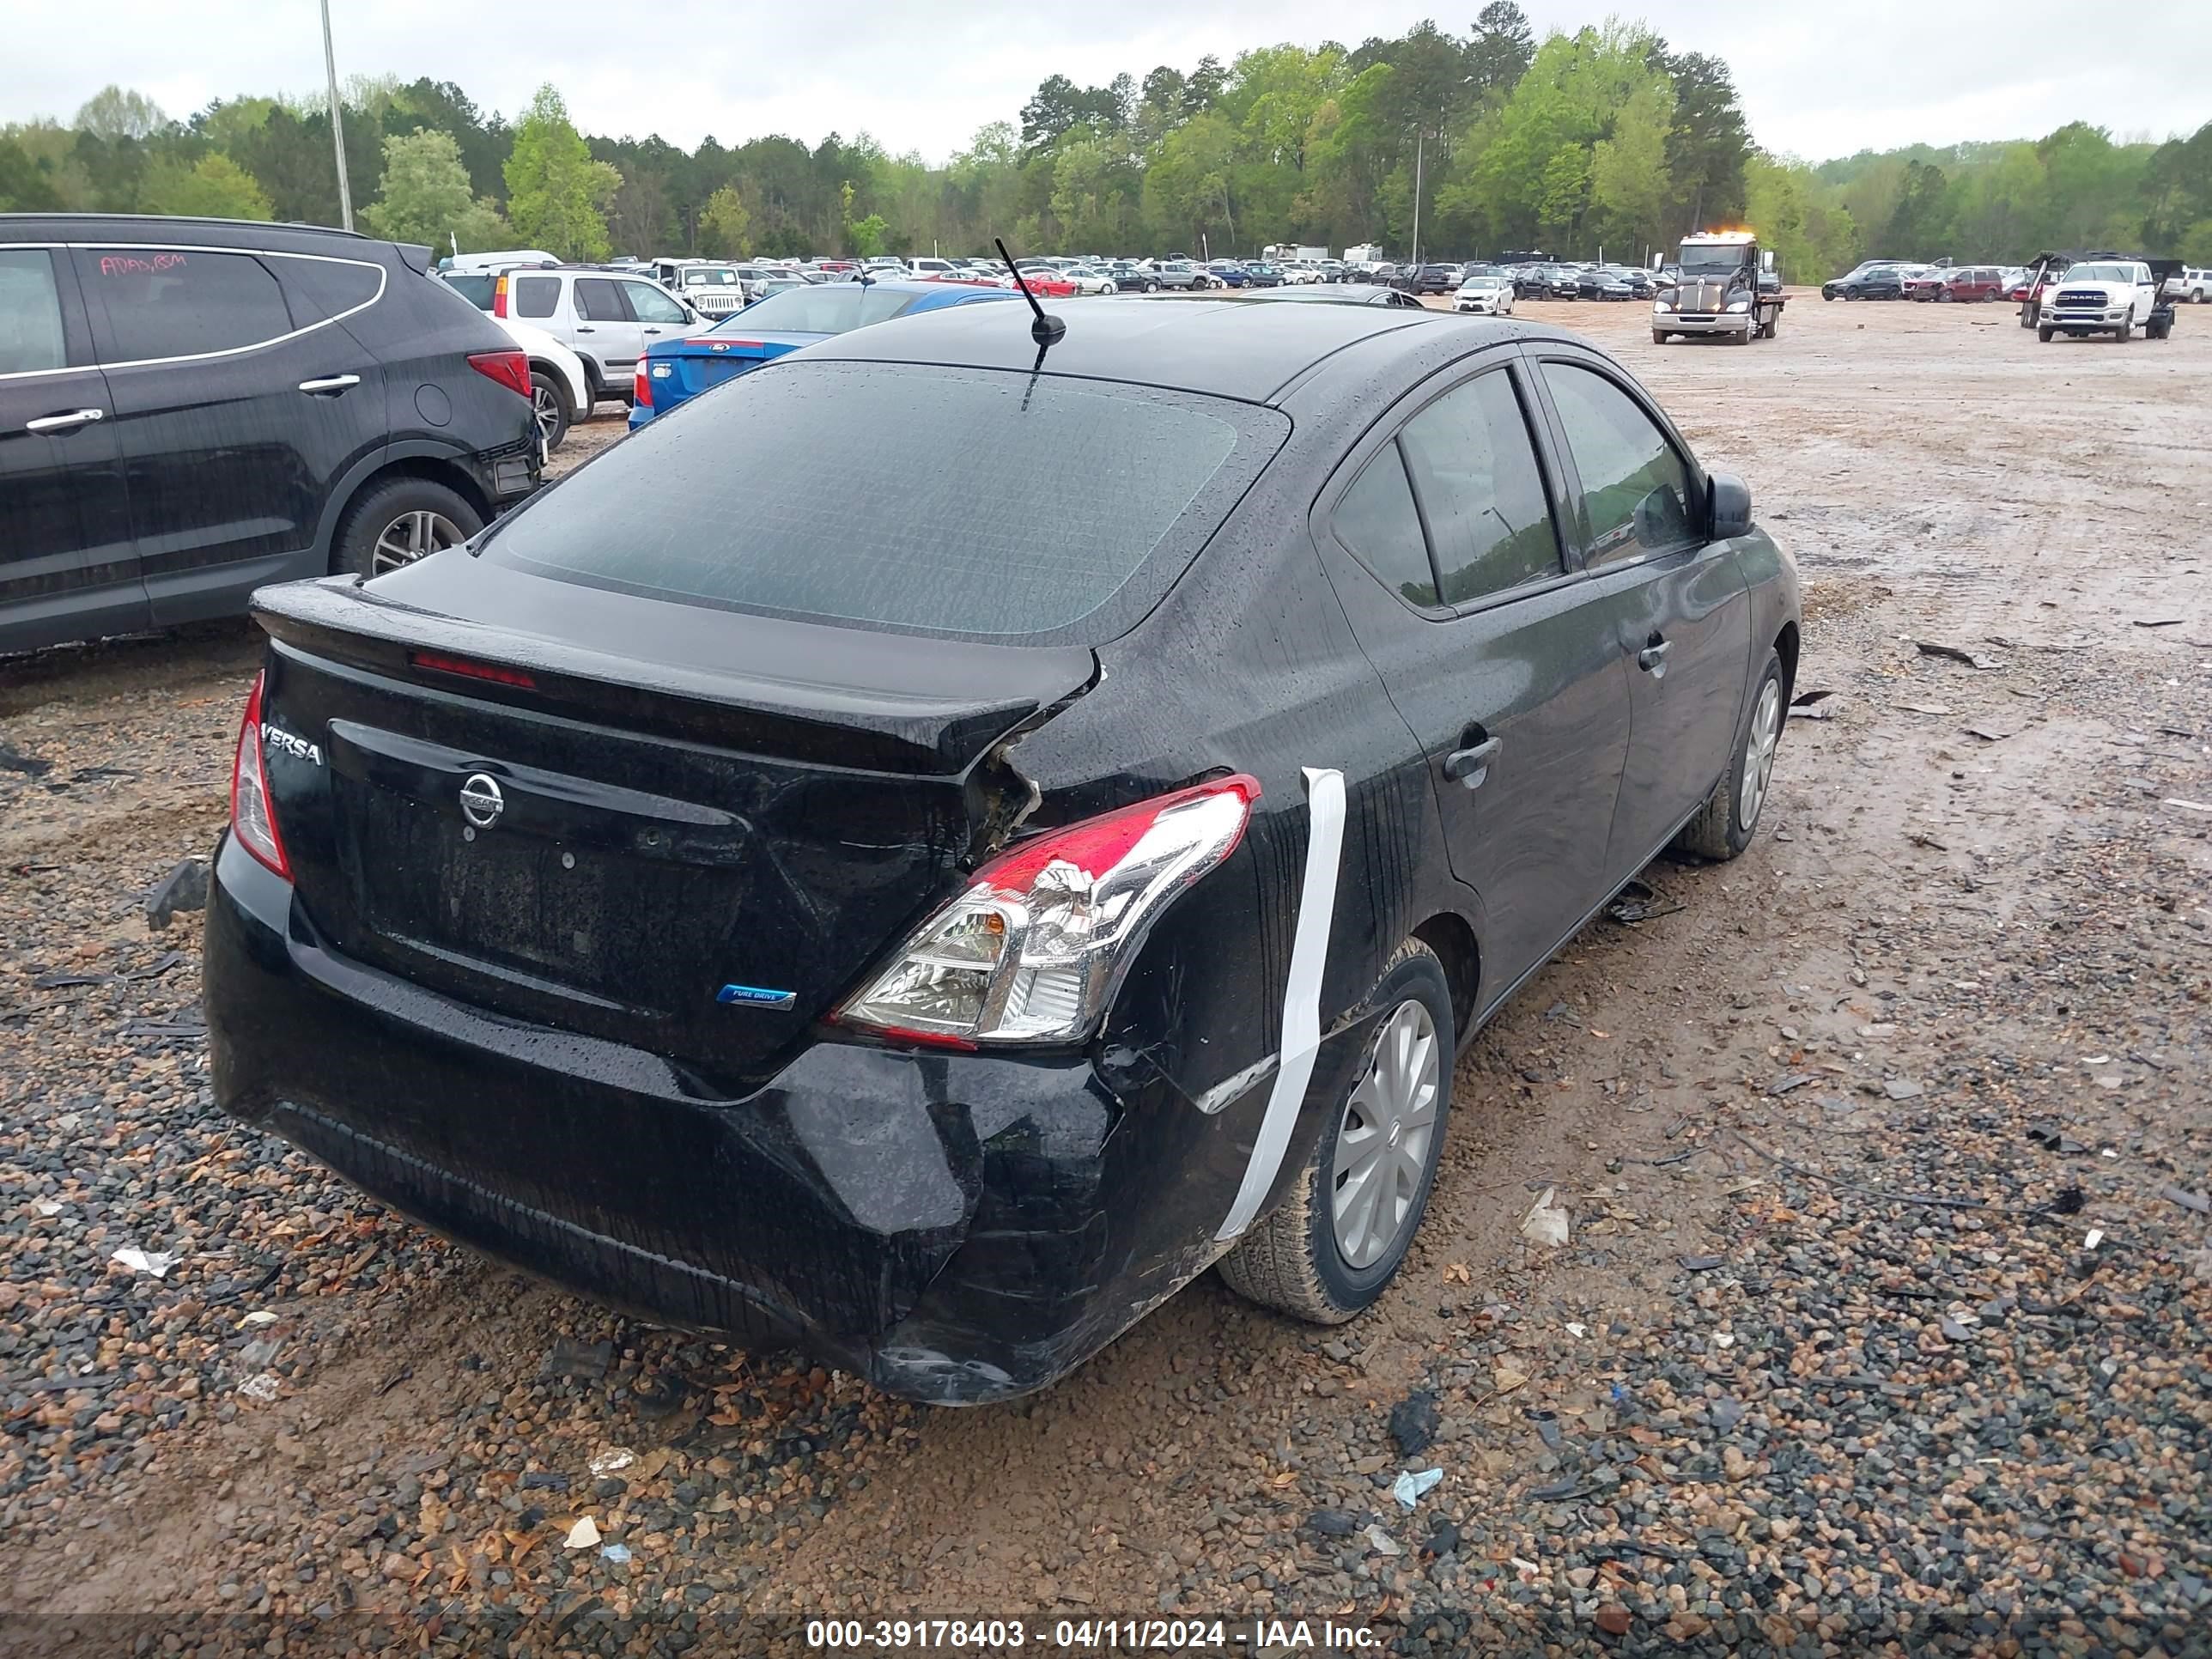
top-left (1736, 675), bottom-right (1782, 834)
top-left (1673, 647), bottom-right (1786, 861)
top-left (1217, 938), bottom-right (1455, 1323)
top-left (1330, 1000), bottom-right (1439, 1270)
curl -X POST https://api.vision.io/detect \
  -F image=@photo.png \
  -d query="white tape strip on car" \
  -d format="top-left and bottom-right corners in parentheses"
top-left (1215, 766), bottom-right (1346, 1243)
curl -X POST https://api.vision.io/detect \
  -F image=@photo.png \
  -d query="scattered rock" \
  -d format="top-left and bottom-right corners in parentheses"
top-left (1388, 1389), bottom-right (1440, 1457)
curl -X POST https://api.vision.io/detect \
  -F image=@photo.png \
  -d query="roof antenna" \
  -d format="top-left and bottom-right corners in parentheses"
top-left (996, 237), bottom-right (1065, 347)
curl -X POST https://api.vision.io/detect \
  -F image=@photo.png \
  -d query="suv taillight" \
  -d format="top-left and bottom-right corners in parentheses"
top-left (634, 360), bottom-right (652, 408)
top-left (229, 671), bottom-right (292, 880)
top-left (833, 775), bottom-right (1259, 1048)
top-left (468, 350), bottom-right (531, 399)
top-left (492, 274), bottom-right (508, 318)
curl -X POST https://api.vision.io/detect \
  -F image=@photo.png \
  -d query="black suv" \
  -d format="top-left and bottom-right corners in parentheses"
top-left (1395, 263), bottom-right (1461, 296)
top-left (2, 215), bottom-right (541, 655)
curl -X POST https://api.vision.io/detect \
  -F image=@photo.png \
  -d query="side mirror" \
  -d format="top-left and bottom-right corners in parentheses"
top-left (1709, 472), bottom-right (1753, 539)
top-left (1759, 250), bottom-right (1775, 272)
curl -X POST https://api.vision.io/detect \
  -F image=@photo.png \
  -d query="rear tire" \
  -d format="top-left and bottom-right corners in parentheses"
top-left (1217, 939), bottom-right (1454, 1324)
top-left (1674, 650), bottom-right (1784, 862)
top-left (331, 477), bottom-right (482, 580)
top-left (529, 371), bottom-right (571, 452)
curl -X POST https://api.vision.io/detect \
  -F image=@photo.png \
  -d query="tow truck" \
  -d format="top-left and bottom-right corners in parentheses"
top-left (1651, 230), bottom-right (1785, 345)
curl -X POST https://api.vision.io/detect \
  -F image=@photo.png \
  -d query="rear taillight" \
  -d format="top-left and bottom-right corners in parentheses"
top-left (634, 360), bottom-right (652, 408)
top-left (229, 671), bottom-right (292, 880)
top-left (492, 274), bottom-right (508, 318)
top-left (468, 349), bottom-right (531, 400)
top-left (834, 775), bottom-right (1260, 1048)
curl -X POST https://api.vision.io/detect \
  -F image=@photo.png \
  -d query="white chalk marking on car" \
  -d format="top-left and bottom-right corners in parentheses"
top-left (1216, 766), bottom-right (1346, 1243)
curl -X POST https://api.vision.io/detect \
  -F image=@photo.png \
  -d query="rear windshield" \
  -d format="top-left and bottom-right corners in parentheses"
top-left (482, 362), bottom-right (1287, 643)
top-left (442, 273), bottom-right (496, 310)
top-left (710, 285), bottom-right (920, 335)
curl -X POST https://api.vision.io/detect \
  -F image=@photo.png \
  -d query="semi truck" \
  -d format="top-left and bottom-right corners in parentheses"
top-left (1651, 231), bottom-right (1785, 344)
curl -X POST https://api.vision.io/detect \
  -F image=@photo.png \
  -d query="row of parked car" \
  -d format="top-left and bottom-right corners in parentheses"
top-left (1821, 257), bottom-right (2212, 306)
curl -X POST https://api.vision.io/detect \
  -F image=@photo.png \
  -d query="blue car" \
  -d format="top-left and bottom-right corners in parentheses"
top-left (1205, 260), bottom-right (1254, 289)
top-left (629, 279), bottom-right (1018, 428)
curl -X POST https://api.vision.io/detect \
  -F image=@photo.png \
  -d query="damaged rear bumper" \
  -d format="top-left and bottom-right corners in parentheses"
top-left (202, 833), bottom-right (1261, 1405)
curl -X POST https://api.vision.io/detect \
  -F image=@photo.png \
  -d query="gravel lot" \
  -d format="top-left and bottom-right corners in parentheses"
top-left (3, 293), bottom-right (2209, 1655)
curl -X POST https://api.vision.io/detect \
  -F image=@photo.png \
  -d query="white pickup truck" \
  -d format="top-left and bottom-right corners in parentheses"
top-left (2038, 258), bottom-right (2178, 343)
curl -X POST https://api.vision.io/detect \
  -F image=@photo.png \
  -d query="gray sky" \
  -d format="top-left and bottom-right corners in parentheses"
top-left (7, 0), bottom-right (2205, 163)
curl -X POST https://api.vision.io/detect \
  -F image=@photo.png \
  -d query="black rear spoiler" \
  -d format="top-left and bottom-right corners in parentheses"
top-left (394, 242), bottom-right (434, 276)
top-left (251, 574), bottom-right (1097, 776)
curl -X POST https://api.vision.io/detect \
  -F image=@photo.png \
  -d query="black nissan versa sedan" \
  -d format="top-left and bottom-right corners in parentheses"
top-left (0, 215), bottom-right (540, 656)
top-left (204, 296), bottom-right (1800, 1404)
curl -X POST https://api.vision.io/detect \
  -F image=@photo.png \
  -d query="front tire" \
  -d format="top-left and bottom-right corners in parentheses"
top-left (1217, 939), bottom-right (1453, 1324)
top-left (1653, 329), bottom-right (1669, 344)
top-left (2115, 314), bottom-right (2133, 343)
top-left (332, 477), bottom-right (482, 580)
top-left (1674, 651), bottom-right (1784, 862)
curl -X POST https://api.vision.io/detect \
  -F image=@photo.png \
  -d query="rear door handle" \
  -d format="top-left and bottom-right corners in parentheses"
top-left (297, 374), bottom-right (361, 395)
top-left (1443, 735), bottom-right (1502, 789)
top-left (1638, 638), bottom-right (1673, 673)
top-left (575, 325), bottom-right (596, 333)
top-left (26, 408), bottom-right (104, 434)
top-left (642, 327), bottom-right (665, 336)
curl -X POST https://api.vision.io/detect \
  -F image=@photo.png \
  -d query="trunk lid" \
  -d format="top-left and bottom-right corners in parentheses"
top-left (252, 562), bottom-right (1093, 1088)
top-left (658, 331), bottom-right (820, 403)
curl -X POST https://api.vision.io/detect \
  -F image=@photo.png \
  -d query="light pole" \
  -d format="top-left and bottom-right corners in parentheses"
top-left (319, 0), bottom-right (353, 230)
top-left (1410, 130), bottom-right (1424, 266)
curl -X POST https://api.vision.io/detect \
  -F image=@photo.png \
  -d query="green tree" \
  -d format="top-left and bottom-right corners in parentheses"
top-left (1743, 151), bottom-right (1861, 281)
top-left (74, 86), bottom-right (167, 143)
top-left (1468, 3), bottom-right (1535, 94)
top-left (848, 212), bottom-right (890, 257)
top-left (503, 85), bottom-right (621, 262)
top-left (138, 153), bottom-right (273, 219)
top-left (0, 137), bottom-right (63, 210)
top-left (698, 183), bottom-right (753, 257)
top-left (364, 129), bottom-right (506, 251)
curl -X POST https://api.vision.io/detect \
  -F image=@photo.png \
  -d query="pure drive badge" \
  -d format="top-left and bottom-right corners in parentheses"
top-left (459, 773), bottom-right (505, 830)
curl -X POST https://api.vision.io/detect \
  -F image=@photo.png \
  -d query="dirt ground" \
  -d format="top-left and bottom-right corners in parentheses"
top-left (3, 292), bottom-right (2208, 1655)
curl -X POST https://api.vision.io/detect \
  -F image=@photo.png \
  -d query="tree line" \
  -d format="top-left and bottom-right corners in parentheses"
top-left (3, 11), bottom-right (2206, 281)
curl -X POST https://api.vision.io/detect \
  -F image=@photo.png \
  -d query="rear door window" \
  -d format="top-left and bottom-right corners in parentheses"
top-left (0, 249), bottom-right (68, 374)
top-left (76, 247), bottom-right (293, 362)
top-left (513, 275), bottom-right (560, 319)
top-left (1397, 371), bottom-right (1562, 605)
top-left (483, 361), bottom-right (1287, 644)
top-left (574, 278), bottom-right (628, 323)
top-left (1539, 362), bottom-right (1696, 567)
